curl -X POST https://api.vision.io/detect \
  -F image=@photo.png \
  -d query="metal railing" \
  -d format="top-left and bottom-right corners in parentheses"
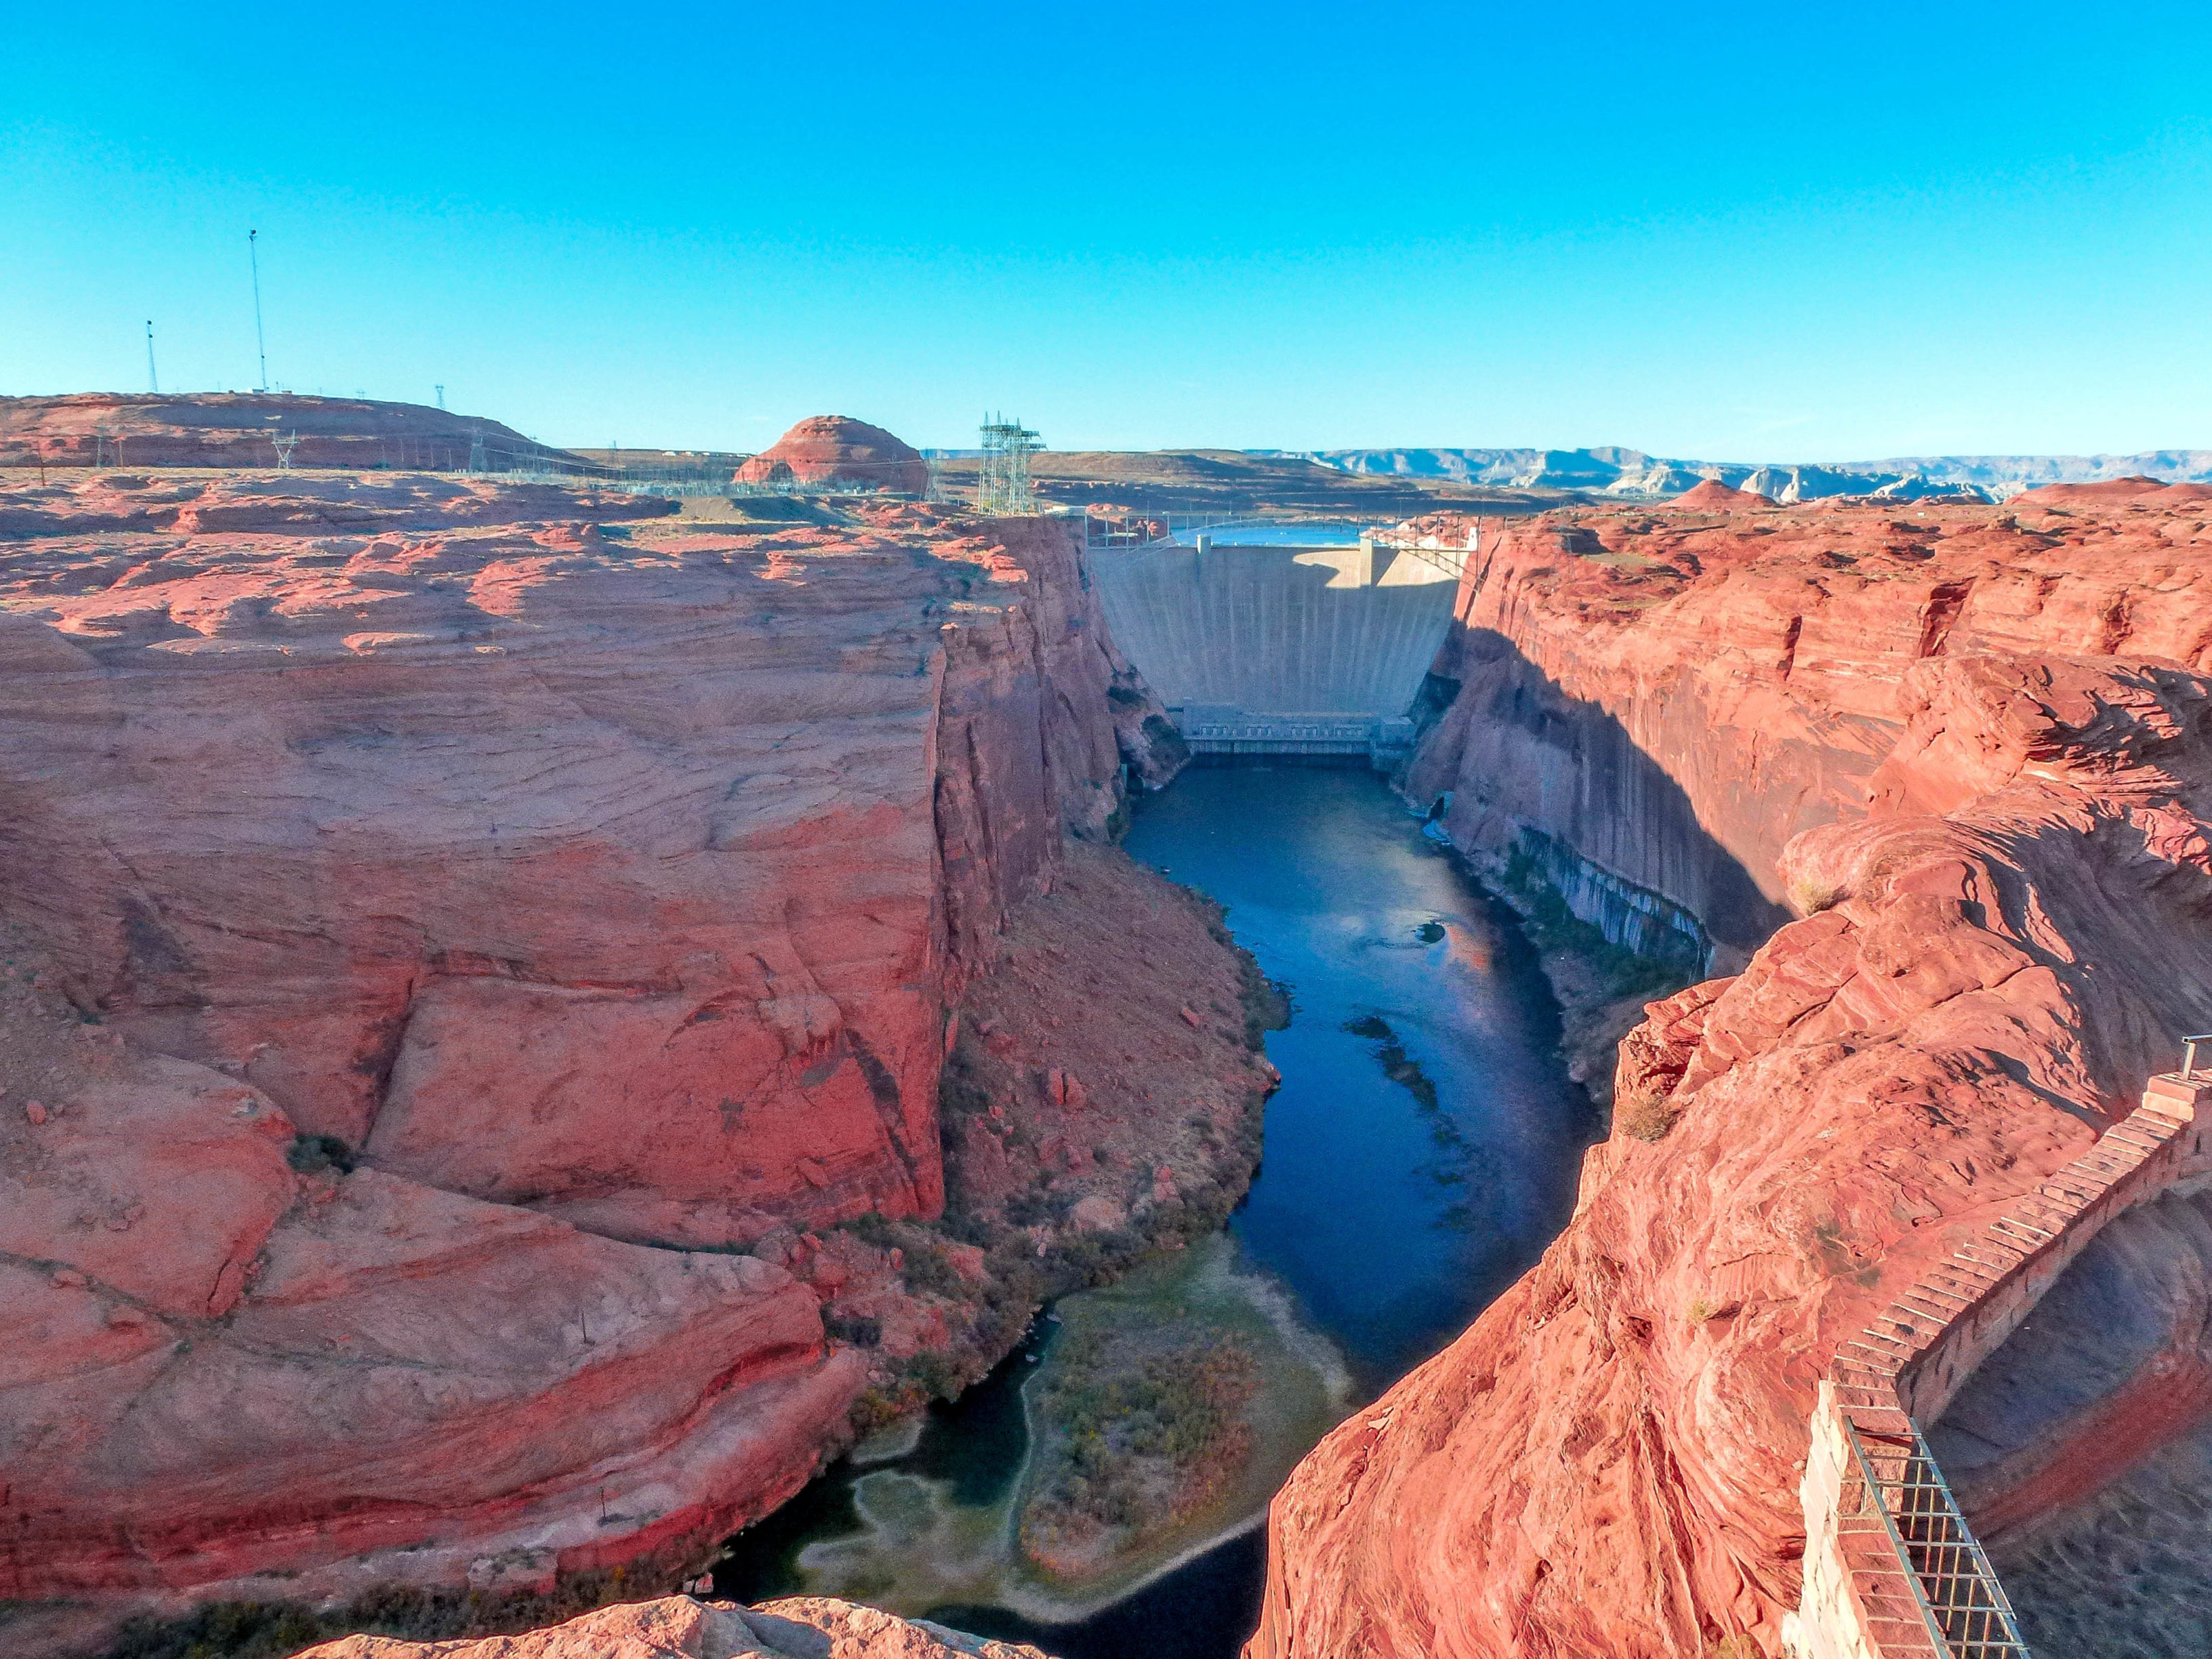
top-left (1082, 511), bottom-right (1279, 550)
top-left (1842, 1416), bottom-right (2031, 1658)
top-left (1078, 515), bottom-right (1478, 586)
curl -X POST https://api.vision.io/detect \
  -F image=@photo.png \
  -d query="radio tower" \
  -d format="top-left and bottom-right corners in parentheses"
top-left (977, 413), bottom-right (1042, 514)
top-left (249, 229), bottom-right (270, 392)
top-left (145, 321), bottom-right (159, 394)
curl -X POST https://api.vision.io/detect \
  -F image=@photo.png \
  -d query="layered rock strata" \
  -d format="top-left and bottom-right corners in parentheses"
top-left (1254, 486), bottom-right (2212, 1656)
top-left (295, 1595), bottom-right (1048, 1659)
top-left (735, 417), bottom-right (930, 497)
top-left (0, 470), bottom-right (1204, 1626)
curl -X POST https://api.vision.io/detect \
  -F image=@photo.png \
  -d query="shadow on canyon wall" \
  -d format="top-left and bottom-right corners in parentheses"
top-left (1411, 624), bottom-right (1795, 973)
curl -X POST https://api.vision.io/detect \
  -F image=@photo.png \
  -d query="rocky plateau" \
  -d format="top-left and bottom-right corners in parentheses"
top-left (0, 462), bottom-right (1275, 1654)
top-left (0, 394), bottom-right (571, 475)
top-left (13, 412), bottom-right (2212, 1659)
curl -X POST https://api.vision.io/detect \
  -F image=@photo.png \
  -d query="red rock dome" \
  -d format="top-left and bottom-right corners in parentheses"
top-left (1673, 477), bottom-right (1776, 510)
top-left (735, 416), bottom-right (928, 496)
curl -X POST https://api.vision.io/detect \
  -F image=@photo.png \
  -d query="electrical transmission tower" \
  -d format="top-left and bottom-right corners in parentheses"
top-left (976, 413), bottom-right (1042, 514)
top-left (272, 430), bottom-right (301, 470)
top-left (249, 229), bottom-right (269, 392)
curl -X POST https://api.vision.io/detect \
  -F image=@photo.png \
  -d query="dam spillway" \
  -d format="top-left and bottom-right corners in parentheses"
top-left (1088, 538), bottom-right (1465, 760)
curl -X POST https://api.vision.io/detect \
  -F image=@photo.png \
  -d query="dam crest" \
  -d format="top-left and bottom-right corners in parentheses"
top-left (1090, 530), bottom-right (1469, 765)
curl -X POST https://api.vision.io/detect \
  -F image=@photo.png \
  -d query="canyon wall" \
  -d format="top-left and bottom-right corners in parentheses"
top-left (1254, 483), bottom-right (2212, 1657)
top-left (1408, 484), bottom-right (2212, 962)
top-left (0, 472), bottom-right (1188, 1620)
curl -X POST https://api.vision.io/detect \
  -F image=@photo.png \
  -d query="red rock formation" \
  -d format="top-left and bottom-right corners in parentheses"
top-left (1672, 477), bottom-right (1777, 510)
top-left (1252, 496), bottom-right (2212, 1657)
top-left (0, 472), bottom-right (1193, 1620)
top-left (2009, 474), bottom-right (2212, 508)
top-left (735, 417), bottom-right (930, 497)
top-left (295, 1595), bottom-right (1048, 1658)
top-left (0, 392), bottom-right (559, 472)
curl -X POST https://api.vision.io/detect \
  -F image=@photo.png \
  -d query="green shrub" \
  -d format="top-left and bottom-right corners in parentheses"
top-left (1788, 874), bottom-right (1846, 916)
top-left (825, 1311), bottom-right (883, 1347)
top-left (901, 1349), bottom-right (966, 1401)
top-left (898, 1242), bottom-right (964, 1298)
top-left (285, 1133), bottom-right (355, 1175)
top-left (839, 1210), bottom-right (893, 1247)
top-left (1618, 1097), bottom-right (1680, 1142)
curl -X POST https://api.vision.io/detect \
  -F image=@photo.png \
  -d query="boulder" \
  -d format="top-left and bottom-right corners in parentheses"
top-left (294, 1595), bottom-right (1050, 1658)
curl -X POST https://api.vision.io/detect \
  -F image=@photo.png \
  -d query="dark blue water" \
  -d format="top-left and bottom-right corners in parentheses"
top-left (716, 765), bottom-right (1595, 1657)
top-left (1139, 766), bottom-right (1595, 1393)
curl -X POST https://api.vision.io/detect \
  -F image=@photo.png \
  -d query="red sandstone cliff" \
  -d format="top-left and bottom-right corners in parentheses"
top-left (0, 472), bottom-right (1195, 1624)
top-left (735, 417), bottom-right (930, 497)
top-left (1252, 493), bottom-right (2212, 1656)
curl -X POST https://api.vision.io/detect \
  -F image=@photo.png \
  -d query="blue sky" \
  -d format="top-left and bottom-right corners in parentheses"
top-left (4, 3), bottom-right (2207, 458)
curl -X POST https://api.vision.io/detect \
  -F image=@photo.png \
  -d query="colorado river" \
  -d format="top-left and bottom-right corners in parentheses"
top-left (716, 766), bottom-right (1596, 1657)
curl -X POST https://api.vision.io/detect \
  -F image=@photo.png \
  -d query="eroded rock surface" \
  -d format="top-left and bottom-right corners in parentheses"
top-left (0, 470), bottom-right (1205, 1626)
top-left (1408, 486), bottom-right (2212, 961)
top-left (294, 1595), bottom-right (1049, 1658)
top-left (1254, 493), bottom-right (2212, 1656)
top-left (735, 417), bottom-right (930, 498)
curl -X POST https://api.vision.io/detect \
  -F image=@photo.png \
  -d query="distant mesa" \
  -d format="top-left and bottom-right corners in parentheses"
top-left (1673, 477), bottom-right (1775, 510)
top-left (2012, 474), bottom-right (2212, 508)
top-left (0, 392), bottom-right (555, 472)
top-left (1302, 445), bottom-right (2212, 503)
top-left (736, 415), bottom-right (928, 496)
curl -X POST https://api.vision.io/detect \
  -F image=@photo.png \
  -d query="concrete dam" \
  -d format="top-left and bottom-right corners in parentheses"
top-left (1089, 535), bottom-right (1467, 762)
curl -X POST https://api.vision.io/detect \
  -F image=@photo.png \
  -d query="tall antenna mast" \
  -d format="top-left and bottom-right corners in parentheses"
top-left (145, 321), bottom-right (159, 394)
top-left (249, 228), bottom-right (269, 392)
